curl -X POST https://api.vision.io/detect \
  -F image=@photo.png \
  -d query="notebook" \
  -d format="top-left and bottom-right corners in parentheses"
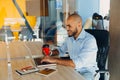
top-left (37, 68), bottom-right (57, 76)
top-left (16, 66), bottom-right (39, 75)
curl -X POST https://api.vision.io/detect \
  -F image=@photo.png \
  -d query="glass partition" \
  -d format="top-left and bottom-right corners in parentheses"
top-left (0, 0), bottom-right (109, 45)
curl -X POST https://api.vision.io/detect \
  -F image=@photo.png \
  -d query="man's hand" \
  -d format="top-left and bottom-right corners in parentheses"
top-left (41, 56), bottom-right (57, 64)
top-left (41, 56), bottom-right (75, 68)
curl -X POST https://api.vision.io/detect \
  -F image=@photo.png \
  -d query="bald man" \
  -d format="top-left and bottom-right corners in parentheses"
top-left (42, 13), bottom-right (98, 80)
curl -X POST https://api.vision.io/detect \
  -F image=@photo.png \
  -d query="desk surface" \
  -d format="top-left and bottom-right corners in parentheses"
top-left (0, 41), bottom-right (84, 80)
top-left (0, 60), bottom-right (8, 80)
top-left (0, 42), bottom-right (7, 59)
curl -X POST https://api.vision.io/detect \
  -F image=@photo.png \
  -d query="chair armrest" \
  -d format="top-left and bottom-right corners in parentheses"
top-left (94, 70), bottom-right (110, 80)
top-left (96, 69), bottom-right (109, 73)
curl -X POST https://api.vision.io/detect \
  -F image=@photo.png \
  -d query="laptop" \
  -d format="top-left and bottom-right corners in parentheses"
top-left (33, 57), bottom-right (56, 68)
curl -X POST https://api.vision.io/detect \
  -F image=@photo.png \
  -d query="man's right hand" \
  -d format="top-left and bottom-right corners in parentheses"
top-left (41, 56), bottom-right (57, 64)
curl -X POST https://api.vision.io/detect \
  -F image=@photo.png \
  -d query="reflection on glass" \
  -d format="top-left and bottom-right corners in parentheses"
top-left (0, 0), bottom-right (110, 42)
top-left (10, 23), bottom-right (21, 40)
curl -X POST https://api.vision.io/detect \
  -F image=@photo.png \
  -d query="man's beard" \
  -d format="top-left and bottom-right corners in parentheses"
top-left (68, 28), bottom-right (78, 37)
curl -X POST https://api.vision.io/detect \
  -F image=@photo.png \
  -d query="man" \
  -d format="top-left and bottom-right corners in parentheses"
top-left (41, 13), bottom-right (98, 80)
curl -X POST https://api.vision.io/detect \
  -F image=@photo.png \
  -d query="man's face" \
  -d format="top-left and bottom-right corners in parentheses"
top-left (65, 19), bottom-right (80, 37)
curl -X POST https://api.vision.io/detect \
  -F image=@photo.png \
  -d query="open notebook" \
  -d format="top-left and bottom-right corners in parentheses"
top-left (16, 66), bottom-right (39, 75)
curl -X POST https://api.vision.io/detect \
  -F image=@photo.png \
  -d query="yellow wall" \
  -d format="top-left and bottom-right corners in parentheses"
top-left (0, 0), bottom-right (36, 28)
top-left (0, 0), bottom-right (26, 18)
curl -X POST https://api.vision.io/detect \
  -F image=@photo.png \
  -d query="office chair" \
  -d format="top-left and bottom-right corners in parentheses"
top-left (85, 29), bottom-right (110, 80)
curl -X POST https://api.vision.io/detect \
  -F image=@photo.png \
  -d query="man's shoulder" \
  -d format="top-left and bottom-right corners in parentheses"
top-left (84, 30), bottom-right (96, 41)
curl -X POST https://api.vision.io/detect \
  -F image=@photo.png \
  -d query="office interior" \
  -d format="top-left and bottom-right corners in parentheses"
top-left (0, 0), bottom-right (119, 80)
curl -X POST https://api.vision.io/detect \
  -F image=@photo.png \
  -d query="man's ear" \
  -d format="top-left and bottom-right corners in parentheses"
top-left (78, 21), bottom-right (82, 27)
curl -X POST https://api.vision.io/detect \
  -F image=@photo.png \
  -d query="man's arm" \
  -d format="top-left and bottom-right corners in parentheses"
top-left (41, 56), bottom-right (75, 68)
top-left (55, 58), bottom-right (75, 68)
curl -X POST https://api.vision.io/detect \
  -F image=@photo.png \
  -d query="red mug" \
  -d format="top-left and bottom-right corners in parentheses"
top-left (42, 44), bottom-right (50, 56)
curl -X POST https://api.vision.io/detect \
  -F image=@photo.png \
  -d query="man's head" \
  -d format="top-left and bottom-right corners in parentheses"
top-left (65, 13), bottom-right (82, 39)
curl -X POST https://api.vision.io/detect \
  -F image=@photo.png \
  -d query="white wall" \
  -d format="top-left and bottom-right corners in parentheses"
top-left (76, 0), bottom-right (99, 24)
top-left (99, 0), bottom-right (110, 17)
